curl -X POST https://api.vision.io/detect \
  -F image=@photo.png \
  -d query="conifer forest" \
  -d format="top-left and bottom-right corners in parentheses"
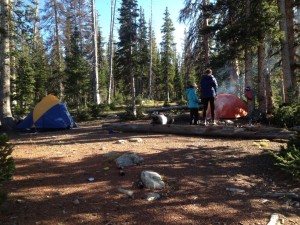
top-left (0, 0), bottom-right (300, 129)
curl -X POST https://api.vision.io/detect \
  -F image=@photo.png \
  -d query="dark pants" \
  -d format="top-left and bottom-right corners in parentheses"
top-left (202, 97), bottom-right (215, 122)
top-left (189, 108), bottom-right (199, 125)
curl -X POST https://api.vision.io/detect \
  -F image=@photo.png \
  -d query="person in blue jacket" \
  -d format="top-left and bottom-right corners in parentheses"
top-left (186, 81), bottom-right (200, 125)
top-left (200, 68), bottom-right (218, 125)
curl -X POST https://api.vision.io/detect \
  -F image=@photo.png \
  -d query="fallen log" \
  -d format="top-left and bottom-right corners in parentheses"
top-left (102, 123), bottom-right (296, 140)
top-left (145, 105), bottom-right (203, 113)
top-left (261, 192), bottom-right (300, 200)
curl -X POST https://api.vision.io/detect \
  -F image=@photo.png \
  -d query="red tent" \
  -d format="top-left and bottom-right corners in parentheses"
top-left (206, 93), bottom-right (248, 119)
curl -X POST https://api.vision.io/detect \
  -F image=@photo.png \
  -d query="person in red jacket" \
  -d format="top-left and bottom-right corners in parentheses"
top-left (200, 68), bottom-right (218, 125)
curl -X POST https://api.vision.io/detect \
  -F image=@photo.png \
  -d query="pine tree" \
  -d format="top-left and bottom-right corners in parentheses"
top-left (116, 0), bottom-right (139, 116)
top-left (160, 7), bottom-right (176, 102)
top-left (149, 29), bottom-right (158, 100)
top-left (174, 55), bottom-right (184, 101)
top-left (41, 0), bottom-right (65, 97)
top-left (64, 27), bottom-right (91, 113)
top-left (97, 27), bottom-right (108, 102)
top-left (136, 7), bottom-right (149, 98)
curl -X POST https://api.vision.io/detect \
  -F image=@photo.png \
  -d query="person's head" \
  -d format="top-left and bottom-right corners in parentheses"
top-left (205, 68), bottom-right (212, 75)
top-left (187, 80), bottom-right (197, 88)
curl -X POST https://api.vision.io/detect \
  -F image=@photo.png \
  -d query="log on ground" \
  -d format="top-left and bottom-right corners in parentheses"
top-left (102, 123), bottom-right (295, 140)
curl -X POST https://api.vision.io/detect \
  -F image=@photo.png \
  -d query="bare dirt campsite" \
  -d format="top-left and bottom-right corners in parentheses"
top-left (1, 119), bottom-right (300, 225)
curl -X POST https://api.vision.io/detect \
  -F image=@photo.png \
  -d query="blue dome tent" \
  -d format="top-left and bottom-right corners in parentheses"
top-left (15, 94), bottom-right (77, 131)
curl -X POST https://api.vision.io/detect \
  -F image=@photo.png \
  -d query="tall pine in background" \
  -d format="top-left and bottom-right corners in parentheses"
top-left (116, 0), bottom-right (139, 116)
top-left (160, 7), bottom-right (176, 102)
top-left (64, 27), bottom-right (91, 113)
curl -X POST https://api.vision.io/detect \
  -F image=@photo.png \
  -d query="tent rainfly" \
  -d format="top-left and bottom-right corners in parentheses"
top-left (206, 93), bottom-right (248, 119)
top-left (15, 94), bottom-right (77, 131)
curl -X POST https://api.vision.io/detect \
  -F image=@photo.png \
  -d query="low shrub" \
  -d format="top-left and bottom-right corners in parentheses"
top-left (0, 134), bottom-right (15, 209)
top-left (0, 134), bottom-right (15, 182)
top-left (270, 133), bottom-right (300, 181)
top-left (272, 104), bottom-right (300, 128)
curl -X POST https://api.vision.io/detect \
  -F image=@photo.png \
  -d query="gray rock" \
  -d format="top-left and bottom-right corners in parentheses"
top-left (146, 193), bottom-right (161, 201)
top-left (226, 187), bottom-right (245, 193)
top-left (115, 153), bottom-right (144, 168)
top-left (107, 114), bottom-right (118, 118)
top-left (129, 138), bottom-right (143, 143)
top-left (117, 188), bottom-right (134, 198)
top-left (116, 140), bottom-right (126, 144)
top-left (73, 199), bottom-right (80, 205)
top-left (141, 170), bottom-right (165, 189)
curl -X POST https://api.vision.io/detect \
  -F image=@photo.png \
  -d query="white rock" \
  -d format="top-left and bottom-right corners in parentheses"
top-left (117, 188), bottom-right (134, 198)
top-left (226, 187), bottom-right (245, 193)
top-left (141, 170), bottom-right (165, 190)
top-left (116, 140), bottom-right (126, 144)
top-left (267, 213), bottom-right (279, 225)
top-left (146, 193), bottom-right (160, 201)
top-left (87, 177), bottom-right (95, 182)
top-left (129, 138), bottom-right (143, 143)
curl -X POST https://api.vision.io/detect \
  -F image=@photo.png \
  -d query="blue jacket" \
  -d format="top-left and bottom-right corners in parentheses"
top-left (186, 87), bottom-right (200, 108)
top-left (200, 75), bottom-right (218, 98)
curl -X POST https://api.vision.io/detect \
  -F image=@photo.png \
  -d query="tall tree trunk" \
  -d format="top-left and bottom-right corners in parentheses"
top-left (107, 0), bottom-right (116, 104)
top-left (130, 46), bottom-right (137, 116)
top-left (244, 49), bottom-right (255, 116)
top-left (265, 68), bottom-right (274, 114)
top-left (33, 0), bottom-right (39, 50)
top-left (257, 42), bottom-right (266, 115)
top-left (91, 0), bottom-right (101, 104)
top-left (285, 0), bottom-right (296, 86)
top-left (183, 30), bottom-right (191, 85)
top-left (229, 59), bottom-right (240, 96)
top-left (202, 0), bottom-right (210, 67)
top-left (278, 0), bottom-right (293, 103)
top-left (265, 45), bottom-right (274, 114)
top-left (54, 0), bottom-right (64, 99)
top-left (166, 62), bottom-right (170, 102)
top-left (244, 0), bottom-right (255, 117)
top-left (0, 0), bottom-right (14, 130)
top-left (148, 0), bottom-right (153, 99)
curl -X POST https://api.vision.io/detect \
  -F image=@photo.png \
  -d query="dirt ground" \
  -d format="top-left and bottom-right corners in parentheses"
top-left (1, 119), bottom-right (300, 225)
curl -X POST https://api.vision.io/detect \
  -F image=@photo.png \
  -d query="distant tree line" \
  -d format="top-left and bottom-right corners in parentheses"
top-left (0, 0), bottom-right (299, 129)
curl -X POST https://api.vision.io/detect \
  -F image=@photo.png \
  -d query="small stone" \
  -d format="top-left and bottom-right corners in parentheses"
top-left (146, 193), bottom-right (160, 201)
top-left (87, 177), bottom-right (95, 182)
top-left (16, 199), bottom-right (25, 204)
top-left (129, 138), bottom-right (143, 142)
top-left (116, 140), bottom-right (126, 144)
top-left (293, 202), bottom-right (300, 207)
top-left (226, 187), bottom-right (245, 193)
top-left (261, 199), bottom-right (271, 204)
top-left (117, 188), bottom-right (134, 198)
top-left (73, 199), bottom-right (80, 205)
top-left (185, 154), bottom-right (194, 159)
top-left (137, 181), bottom-right (144, 189)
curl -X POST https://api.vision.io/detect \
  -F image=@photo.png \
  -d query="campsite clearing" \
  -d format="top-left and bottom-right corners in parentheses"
top-left (1, 119), bottom-right (300, 225)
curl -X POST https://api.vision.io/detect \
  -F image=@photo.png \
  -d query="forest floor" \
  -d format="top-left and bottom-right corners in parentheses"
top-left (1, 118), bottom-right (300, 225)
